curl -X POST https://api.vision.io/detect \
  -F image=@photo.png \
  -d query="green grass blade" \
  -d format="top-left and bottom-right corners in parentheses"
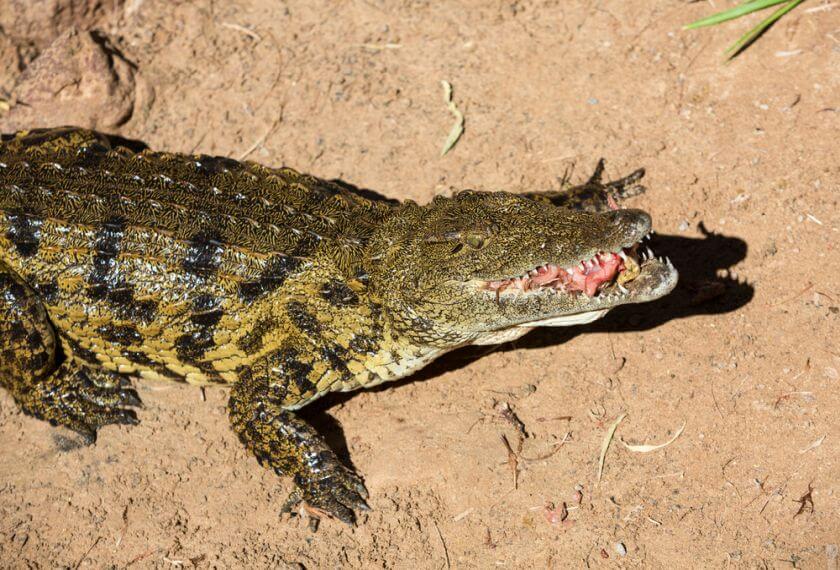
top-left (683, 0), bottom-right (790, 29)
top-left (725, 0), bottom-right (805, 57)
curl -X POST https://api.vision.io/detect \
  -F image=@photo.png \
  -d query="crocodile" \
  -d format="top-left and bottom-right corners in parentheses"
top-left (0, 127), bottom-right (677, 524)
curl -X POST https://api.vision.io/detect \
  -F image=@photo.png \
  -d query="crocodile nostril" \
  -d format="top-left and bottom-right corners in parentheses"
top-left (606, 209), bottom-right (651, 240)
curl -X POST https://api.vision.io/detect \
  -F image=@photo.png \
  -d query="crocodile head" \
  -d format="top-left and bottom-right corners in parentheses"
top-left (367, 190), bottom-right (677, 347)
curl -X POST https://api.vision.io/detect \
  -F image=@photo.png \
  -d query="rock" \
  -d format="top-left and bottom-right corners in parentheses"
top-left (0, 28), bottom-right (139, 131)
top-left (0, 35), bottom-right (23, 96)
top-left (0, 0), bottom-right (122, 50)
top-left (0, 0), bottom-right (122, 96)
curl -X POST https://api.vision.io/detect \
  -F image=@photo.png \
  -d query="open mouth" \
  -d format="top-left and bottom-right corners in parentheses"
top-left (483, 233), bottom-right (672, 301)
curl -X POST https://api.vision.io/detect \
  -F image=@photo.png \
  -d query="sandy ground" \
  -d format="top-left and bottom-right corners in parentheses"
top-left (1, 1), bottom-right (839, 568)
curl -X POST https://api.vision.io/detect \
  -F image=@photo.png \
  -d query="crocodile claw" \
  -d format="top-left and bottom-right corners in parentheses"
top-left (296, 462), bottom-right (370, 524)
top-left (287, 463), bottom-right (370, 526)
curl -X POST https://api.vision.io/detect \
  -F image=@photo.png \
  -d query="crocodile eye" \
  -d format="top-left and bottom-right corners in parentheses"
top-left (464, 234), bottom-right (486, 250)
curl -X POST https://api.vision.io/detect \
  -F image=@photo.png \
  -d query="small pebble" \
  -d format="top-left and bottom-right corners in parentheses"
top-left (521, 383), bottom-right (537, 396)
top-left (615, 542), bottom-right (627, 556)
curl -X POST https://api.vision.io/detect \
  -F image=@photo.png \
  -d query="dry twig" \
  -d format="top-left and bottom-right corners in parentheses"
top-left (500, 434), bottom-right (520, 489)
top-left (432, 521), bottom-right (451, 569)
top-left (794, 483), bottom-right (814, 518)
top-left (495, 401), bottom-right (528, 439)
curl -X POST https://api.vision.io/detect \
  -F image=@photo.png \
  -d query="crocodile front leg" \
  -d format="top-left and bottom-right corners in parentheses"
top-left (0, 263), bottom-right (140, 443)
top-left (228, 365), bottom-right (370, 525)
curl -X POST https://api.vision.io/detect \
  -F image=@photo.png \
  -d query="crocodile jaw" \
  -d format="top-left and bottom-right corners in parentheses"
top-left (477, 240), bottom-right (678, 329)
top-left (522, 309), bottom-right (609, 327)
top-left (470, 307), bottom-right (610, 345)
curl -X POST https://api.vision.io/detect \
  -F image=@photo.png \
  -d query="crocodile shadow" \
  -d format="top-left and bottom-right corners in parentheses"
top-left (307, 222), bottom-right (752, 464)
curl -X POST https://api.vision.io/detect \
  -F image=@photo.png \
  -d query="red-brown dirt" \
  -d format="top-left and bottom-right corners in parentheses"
top-left (1, 1), bottom-right (838, 567)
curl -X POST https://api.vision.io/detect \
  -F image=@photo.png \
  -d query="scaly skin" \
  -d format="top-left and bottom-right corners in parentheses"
top-left (0, 127), bottom-right (677, 523)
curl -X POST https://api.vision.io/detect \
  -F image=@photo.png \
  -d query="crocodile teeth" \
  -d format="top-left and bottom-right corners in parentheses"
top-left (486, 245), bottom-right (646, 299)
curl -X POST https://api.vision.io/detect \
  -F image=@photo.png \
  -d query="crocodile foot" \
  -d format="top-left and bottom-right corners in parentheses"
top-left (287, 459), bottom-right (370, 526)
top-left (525, 159), bottom-right (647, 212)
top-left (587, 157), bottom-right (647, 202)
top-left (18, 360), bottom-right (141, 443)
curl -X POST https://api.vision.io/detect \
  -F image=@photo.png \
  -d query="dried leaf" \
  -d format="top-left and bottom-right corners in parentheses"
top-left (440, 80), bottom-right (464, 156)
top-left (597, 413), bottom-right (626, 483)
top-left (620, 421), bottom-right (686, 453)
top-left (799, 435), bottom-right (826, 454)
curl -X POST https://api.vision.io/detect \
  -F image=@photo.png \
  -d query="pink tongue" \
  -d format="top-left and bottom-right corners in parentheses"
top-left (487, 253), bottom-right (625, 297)
top-left (569, 253), bottom-right (624, 297)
